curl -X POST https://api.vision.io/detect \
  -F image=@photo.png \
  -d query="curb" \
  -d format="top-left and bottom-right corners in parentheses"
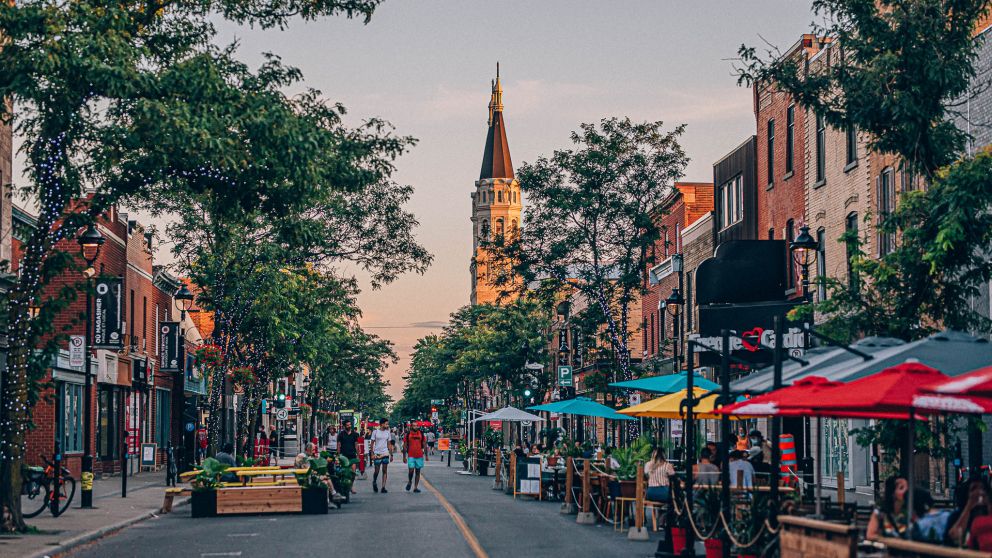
top-left (25, 497), bottom-right (190, 558)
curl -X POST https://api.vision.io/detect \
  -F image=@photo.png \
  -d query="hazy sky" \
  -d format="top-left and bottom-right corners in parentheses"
top-left (208, 1), bottom-right (818, 402)
top-left (15, 2), bottom-right (818, 402)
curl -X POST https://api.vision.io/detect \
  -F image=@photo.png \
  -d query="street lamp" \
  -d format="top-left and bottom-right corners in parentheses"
top-left (77, 223), bottom-right (104, 509)
top-left (665, 287), bottom-right (684, 372)
top-left (790, 225), bottom-right (819, 304)
top-left (174, 284), bottom-right (194, 322)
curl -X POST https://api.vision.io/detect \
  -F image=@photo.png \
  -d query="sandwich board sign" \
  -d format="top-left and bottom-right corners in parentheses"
top-left (513, 455), bottom-right (542, 499)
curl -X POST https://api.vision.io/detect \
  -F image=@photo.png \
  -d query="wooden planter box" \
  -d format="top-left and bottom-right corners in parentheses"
top-left (216, 485), bottom-right (302, 515)
top-left (190, 490), bottom-right (217, 518)
top-left (301, 487), bottom-right (328, 515)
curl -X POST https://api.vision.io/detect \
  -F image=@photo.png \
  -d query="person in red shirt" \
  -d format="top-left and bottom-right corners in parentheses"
top-left (404, 422), bottom-right (428, 493)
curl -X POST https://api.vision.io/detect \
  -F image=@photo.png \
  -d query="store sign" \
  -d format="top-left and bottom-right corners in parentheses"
top-left (93, 277), bottom-right (123, 348)
top-left (159, 322), bottom-right (180, 372)
top-left (490, 420), bottom-right (502, 429)
top-left (557, 365), bottom-right (574, 387)
top-left (69, 335), bottom-right (85, 368)
top-left (693, 300), bottom-right (802, 366)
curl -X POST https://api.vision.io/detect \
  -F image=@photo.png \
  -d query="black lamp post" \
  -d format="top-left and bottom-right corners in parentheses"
top-left (665, 287), bottom-right (684, 373)
top-left (78, 223), bottom-right (104, 509)
top-left (790, 224), bottom-right (819, 498)
top-left (173, 284), bottom-right (195, 472)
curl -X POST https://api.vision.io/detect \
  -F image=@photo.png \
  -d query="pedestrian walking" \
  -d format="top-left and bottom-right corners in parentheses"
top-left (269, 425), bottom-right (281, 465)
top-left (369, 419), bottom-right (395, 493)
top-left (426, 429), bottom-right (436, 456)
top-left (337, 420), bottom-right (360, 494)
top-left (326, 426), bottom-right (338, 454)
top-left (404, 422), bottom-right (428, 493)
top-left (196, 424), bottom-right (208, 465)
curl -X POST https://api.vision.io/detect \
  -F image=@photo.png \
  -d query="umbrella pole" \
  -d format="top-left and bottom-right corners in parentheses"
top-left (720, 330), bottom-right (732, 558)
top-left (681, 343), bottom-right (696, 558)
top-left (907, 407), bottom-right (915, 537)
top-left (815, 416), bottom-right (822, 518)
top-left (770, 316), bottom-right (784, 527)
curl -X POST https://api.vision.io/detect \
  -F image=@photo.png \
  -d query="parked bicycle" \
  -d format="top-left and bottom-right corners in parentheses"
top-left (21, 454), bottom-right (76, 518)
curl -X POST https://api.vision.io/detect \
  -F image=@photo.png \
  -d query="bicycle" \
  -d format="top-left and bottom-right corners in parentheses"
top-left (21, 455), bottom-right (76, 518)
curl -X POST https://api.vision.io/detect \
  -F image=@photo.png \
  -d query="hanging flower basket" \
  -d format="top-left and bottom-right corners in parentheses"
top-left (193, 344), bottom-right (224, 370)
top-left (227, 366), bottom-right (256, 386)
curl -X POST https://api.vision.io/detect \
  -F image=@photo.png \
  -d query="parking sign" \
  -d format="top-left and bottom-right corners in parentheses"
top-left (557, 365), bottom-right (573, 387)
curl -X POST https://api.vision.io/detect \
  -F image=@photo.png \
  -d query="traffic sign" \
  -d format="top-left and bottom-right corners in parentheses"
top-left (430, 399), bottom-right (444, 405)
top-left (557, 365), bottom-right (573, 387)
top-left (275, 408), bottom-right (289, 421)
top-left (69, 335), bottom-right (85, 368)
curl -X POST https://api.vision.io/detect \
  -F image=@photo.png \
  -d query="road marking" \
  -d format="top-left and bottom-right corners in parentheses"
top-left (421, 476), bottom-right (489, 558)
top-left (226, 533), bottom-right (257, 537)
top-left (201, 553), bottom-right (242, 557)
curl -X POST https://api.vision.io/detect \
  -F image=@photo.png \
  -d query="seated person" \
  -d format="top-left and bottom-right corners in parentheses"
top-left (693, 447), bottom-right (720, 486)
top-left (645, 448), bottom-right (675, 502)
top-left (728, 450), bottom-right (755, 488)
top-left (947, 477), bottom-right (992, 547)
top-left (214, 443), bottom-right (238, 483)
top-left (910, 488), bottom-right (950, 544)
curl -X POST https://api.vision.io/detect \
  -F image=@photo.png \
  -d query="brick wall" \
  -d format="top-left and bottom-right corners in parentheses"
top-left (681, 213), bottom-right (716, 338)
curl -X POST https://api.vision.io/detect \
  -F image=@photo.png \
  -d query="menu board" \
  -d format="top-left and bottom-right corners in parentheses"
top-left (514, 456), bottom-right (542, 499)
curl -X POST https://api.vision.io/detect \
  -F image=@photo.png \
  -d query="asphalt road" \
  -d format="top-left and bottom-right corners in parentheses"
top-left (67, 454), bottom-right (659, 558)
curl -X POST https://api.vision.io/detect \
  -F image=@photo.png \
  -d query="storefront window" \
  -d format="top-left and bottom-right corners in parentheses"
top-left (97, 387), bottom-right (119, 459)
top-left (823, 418), bottom-right (850, 480)
top-left (156, 389), bottom-right (171, 448)
top-left (57, 381), bottom-right (84, 453)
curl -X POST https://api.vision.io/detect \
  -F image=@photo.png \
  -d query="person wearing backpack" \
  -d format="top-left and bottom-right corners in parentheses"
top-left (404, 422), bottom-right (428, 493)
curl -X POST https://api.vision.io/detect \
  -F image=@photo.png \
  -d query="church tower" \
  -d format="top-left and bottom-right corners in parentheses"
top-left (471, 65), bottom-right (522, 305)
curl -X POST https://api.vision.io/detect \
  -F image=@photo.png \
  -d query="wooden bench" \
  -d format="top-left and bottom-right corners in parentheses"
top-left (779, 515), bottom-right (859, 558)
top-left (875, 537), bottom-right (992, 558)
top-left (216, 485), bottom-right (302, 515)
top-left (161, 487), bottom-right (191, 513)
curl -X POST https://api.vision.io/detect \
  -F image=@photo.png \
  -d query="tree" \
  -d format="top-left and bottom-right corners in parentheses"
top-left (739, 0), bottom-right (992, 340)
top-left (0, 0), bottom-right (384, 532)
top-left (485, 117), bottom-right (688, 384)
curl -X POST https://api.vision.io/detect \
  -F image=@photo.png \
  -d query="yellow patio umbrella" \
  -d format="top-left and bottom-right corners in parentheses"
top-left (618, 388), bottom-right (740, 420)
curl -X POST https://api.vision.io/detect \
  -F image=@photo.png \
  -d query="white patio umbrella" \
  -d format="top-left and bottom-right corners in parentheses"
top-left (471, 406), bottom-right (545, 423)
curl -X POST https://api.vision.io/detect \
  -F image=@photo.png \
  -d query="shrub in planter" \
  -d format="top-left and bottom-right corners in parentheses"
top-left (189, 457), bottom-right (227, 517)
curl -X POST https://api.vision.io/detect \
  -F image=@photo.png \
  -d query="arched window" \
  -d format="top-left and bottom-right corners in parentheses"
top-left (498, 190), bottom-right (503, 203)
top-left (786, 219), bottom-right (795, 289)
top-left (495, 218), bottom-right (504, 236)
top-left (481, 219), bottom-right (490, 239)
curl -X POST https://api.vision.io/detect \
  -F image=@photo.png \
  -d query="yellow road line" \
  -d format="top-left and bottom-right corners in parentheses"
top-left (422, 476), bottom-right (489, 558)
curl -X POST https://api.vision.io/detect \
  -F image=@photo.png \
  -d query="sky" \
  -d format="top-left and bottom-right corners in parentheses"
top-left (213, 1), bottom-right (818, 402)
top-left (15, 1), bottom-right (817, 402)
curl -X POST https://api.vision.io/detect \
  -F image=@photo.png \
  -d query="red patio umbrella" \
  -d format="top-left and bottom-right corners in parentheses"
top-left (717, 376), bottom-right (920, 419)
top-left (788, 361), bottom-right (949, 415)
top-left (920, 365), bottom-right (992, 397)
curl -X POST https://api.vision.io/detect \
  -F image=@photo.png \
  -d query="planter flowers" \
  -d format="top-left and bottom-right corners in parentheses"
top-left (193, 344), bottom-right (224, 370)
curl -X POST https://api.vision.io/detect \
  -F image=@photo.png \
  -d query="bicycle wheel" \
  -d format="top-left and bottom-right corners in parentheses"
top-left (21, 480), bottom-right (49, 519)
top-left (52, 476), bottom-right (76, 516)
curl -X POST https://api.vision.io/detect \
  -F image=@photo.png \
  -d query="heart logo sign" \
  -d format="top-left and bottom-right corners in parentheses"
top-left (741, 327), bottom-right (764, 352)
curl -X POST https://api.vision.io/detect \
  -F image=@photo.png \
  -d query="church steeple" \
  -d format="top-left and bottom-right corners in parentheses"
top-left (480, 63), bottom-right (513, 180)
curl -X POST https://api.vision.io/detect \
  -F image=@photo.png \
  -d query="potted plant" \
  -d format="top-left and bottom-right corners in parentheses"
top-left (329, 454), bottom-right (356, 503)
top-left (732, 492), bottom-right (773, 558)
top-left (189, 457), bottom-right (227, 517)
top-left (295, 456), bottom-right (331, 514)
top-left (611, 436), bottom-right (654, 500)
top-left (692, 487), bottom-right (724, 558)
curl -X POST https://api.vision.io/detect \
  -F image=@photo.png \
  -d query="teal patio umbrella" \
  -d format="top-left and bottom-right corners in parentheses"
top-left (529, 396), bottom-right (634, 421)
top-left (609, 370), bottom-right (719, 393)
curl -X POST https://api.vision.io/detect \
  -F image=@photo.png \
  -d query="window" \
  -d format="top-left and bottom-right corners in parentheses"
top-left (786, 219), bottom-right (796, 290)
top-left (642, 319), bottom-right (648, 352)
top-left (785, 105), bottom-right (795, 175)
top-left (766, 119), bottom-right (775, 186)
top-left (98, 387), bottom-right (119, 459)
top-left (768, 228), bottom-right (775, 240)
top-left (480, 219), bottom-right (489, 239)
top-left (497, 190), bottom-right (502, 203)
top-left (816, 113), bottom-right (826, 183)
top-left (878, 168), bottom-right (896, 256)
top-left (57, 382), bottom-right (84, 453)
top-left (817, 228), bottom-right (827, 302)
top-left (845, 212), bottom-right (859, 291)
top-left (719, 175), bottom-right (743, 229)
top-left (649, 314), bottom-right (655, 355)
top-left (901, 169), bottom-right (915, 193)
top-left (156, 389), bottom-right (171, 448)
top-left (845, 126), bottom-right (858, 166)
top-left (495, 218), bottom-right (504, 236)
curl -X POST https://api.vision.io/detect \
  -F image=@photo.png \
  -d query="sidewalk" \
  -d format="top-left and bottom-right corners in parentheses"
top-left (0, 470), bottom-right (185, 558)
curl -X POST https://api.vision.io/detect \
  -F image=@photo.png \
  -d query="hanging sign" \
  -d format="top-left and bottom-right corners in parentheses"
top-left (69, 335), bottom-right (85, 368)
top-left (159, 321), bottom-right (180, 372)
top-left (93, 277), bottom-right (123, 348)
top-left (557, 365), bottom-right (574, 387)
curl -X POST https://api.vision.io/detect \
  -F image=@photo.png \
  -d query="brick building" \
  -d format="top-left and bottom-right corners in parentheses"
top-left (12, 205), bottom-right (195, 477)
top-left (755, 35), bottom-right (823, 298)
top-left (641, 182), bottom-right (713, 372)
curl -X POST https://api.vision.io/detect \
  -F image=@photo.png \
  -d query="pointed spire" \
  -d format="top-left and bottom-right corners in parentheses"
top-left (480, 63), bottom-right (513, 180)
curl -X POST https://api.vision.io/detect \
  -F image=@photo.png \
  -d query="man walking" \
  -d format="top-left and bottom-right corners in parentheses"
top-left (426, 429), bottom-right (436, 456)
top-left (268, 425), bottom-right (280, 465)
top-left (337, 421), bottom-right (360, 494)
top-left (404, 422), bottom-right (428, 493)
top-left (369, 419), bottom-right (395, 493)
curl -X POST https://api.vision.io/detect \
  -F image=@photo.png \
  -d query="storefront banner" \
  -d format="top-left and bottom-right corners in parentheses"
top-left (693, 300), bottom-right (802, 366)
top-left (93, 277), bottom-right (123, 348)
top-left (159, 322), bottom-right (180, 372)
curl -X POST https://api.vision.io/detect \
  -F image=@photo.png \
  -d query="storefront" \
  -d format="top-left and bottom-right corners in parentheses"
top-left (51, 348), bottom-right (93, 477)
